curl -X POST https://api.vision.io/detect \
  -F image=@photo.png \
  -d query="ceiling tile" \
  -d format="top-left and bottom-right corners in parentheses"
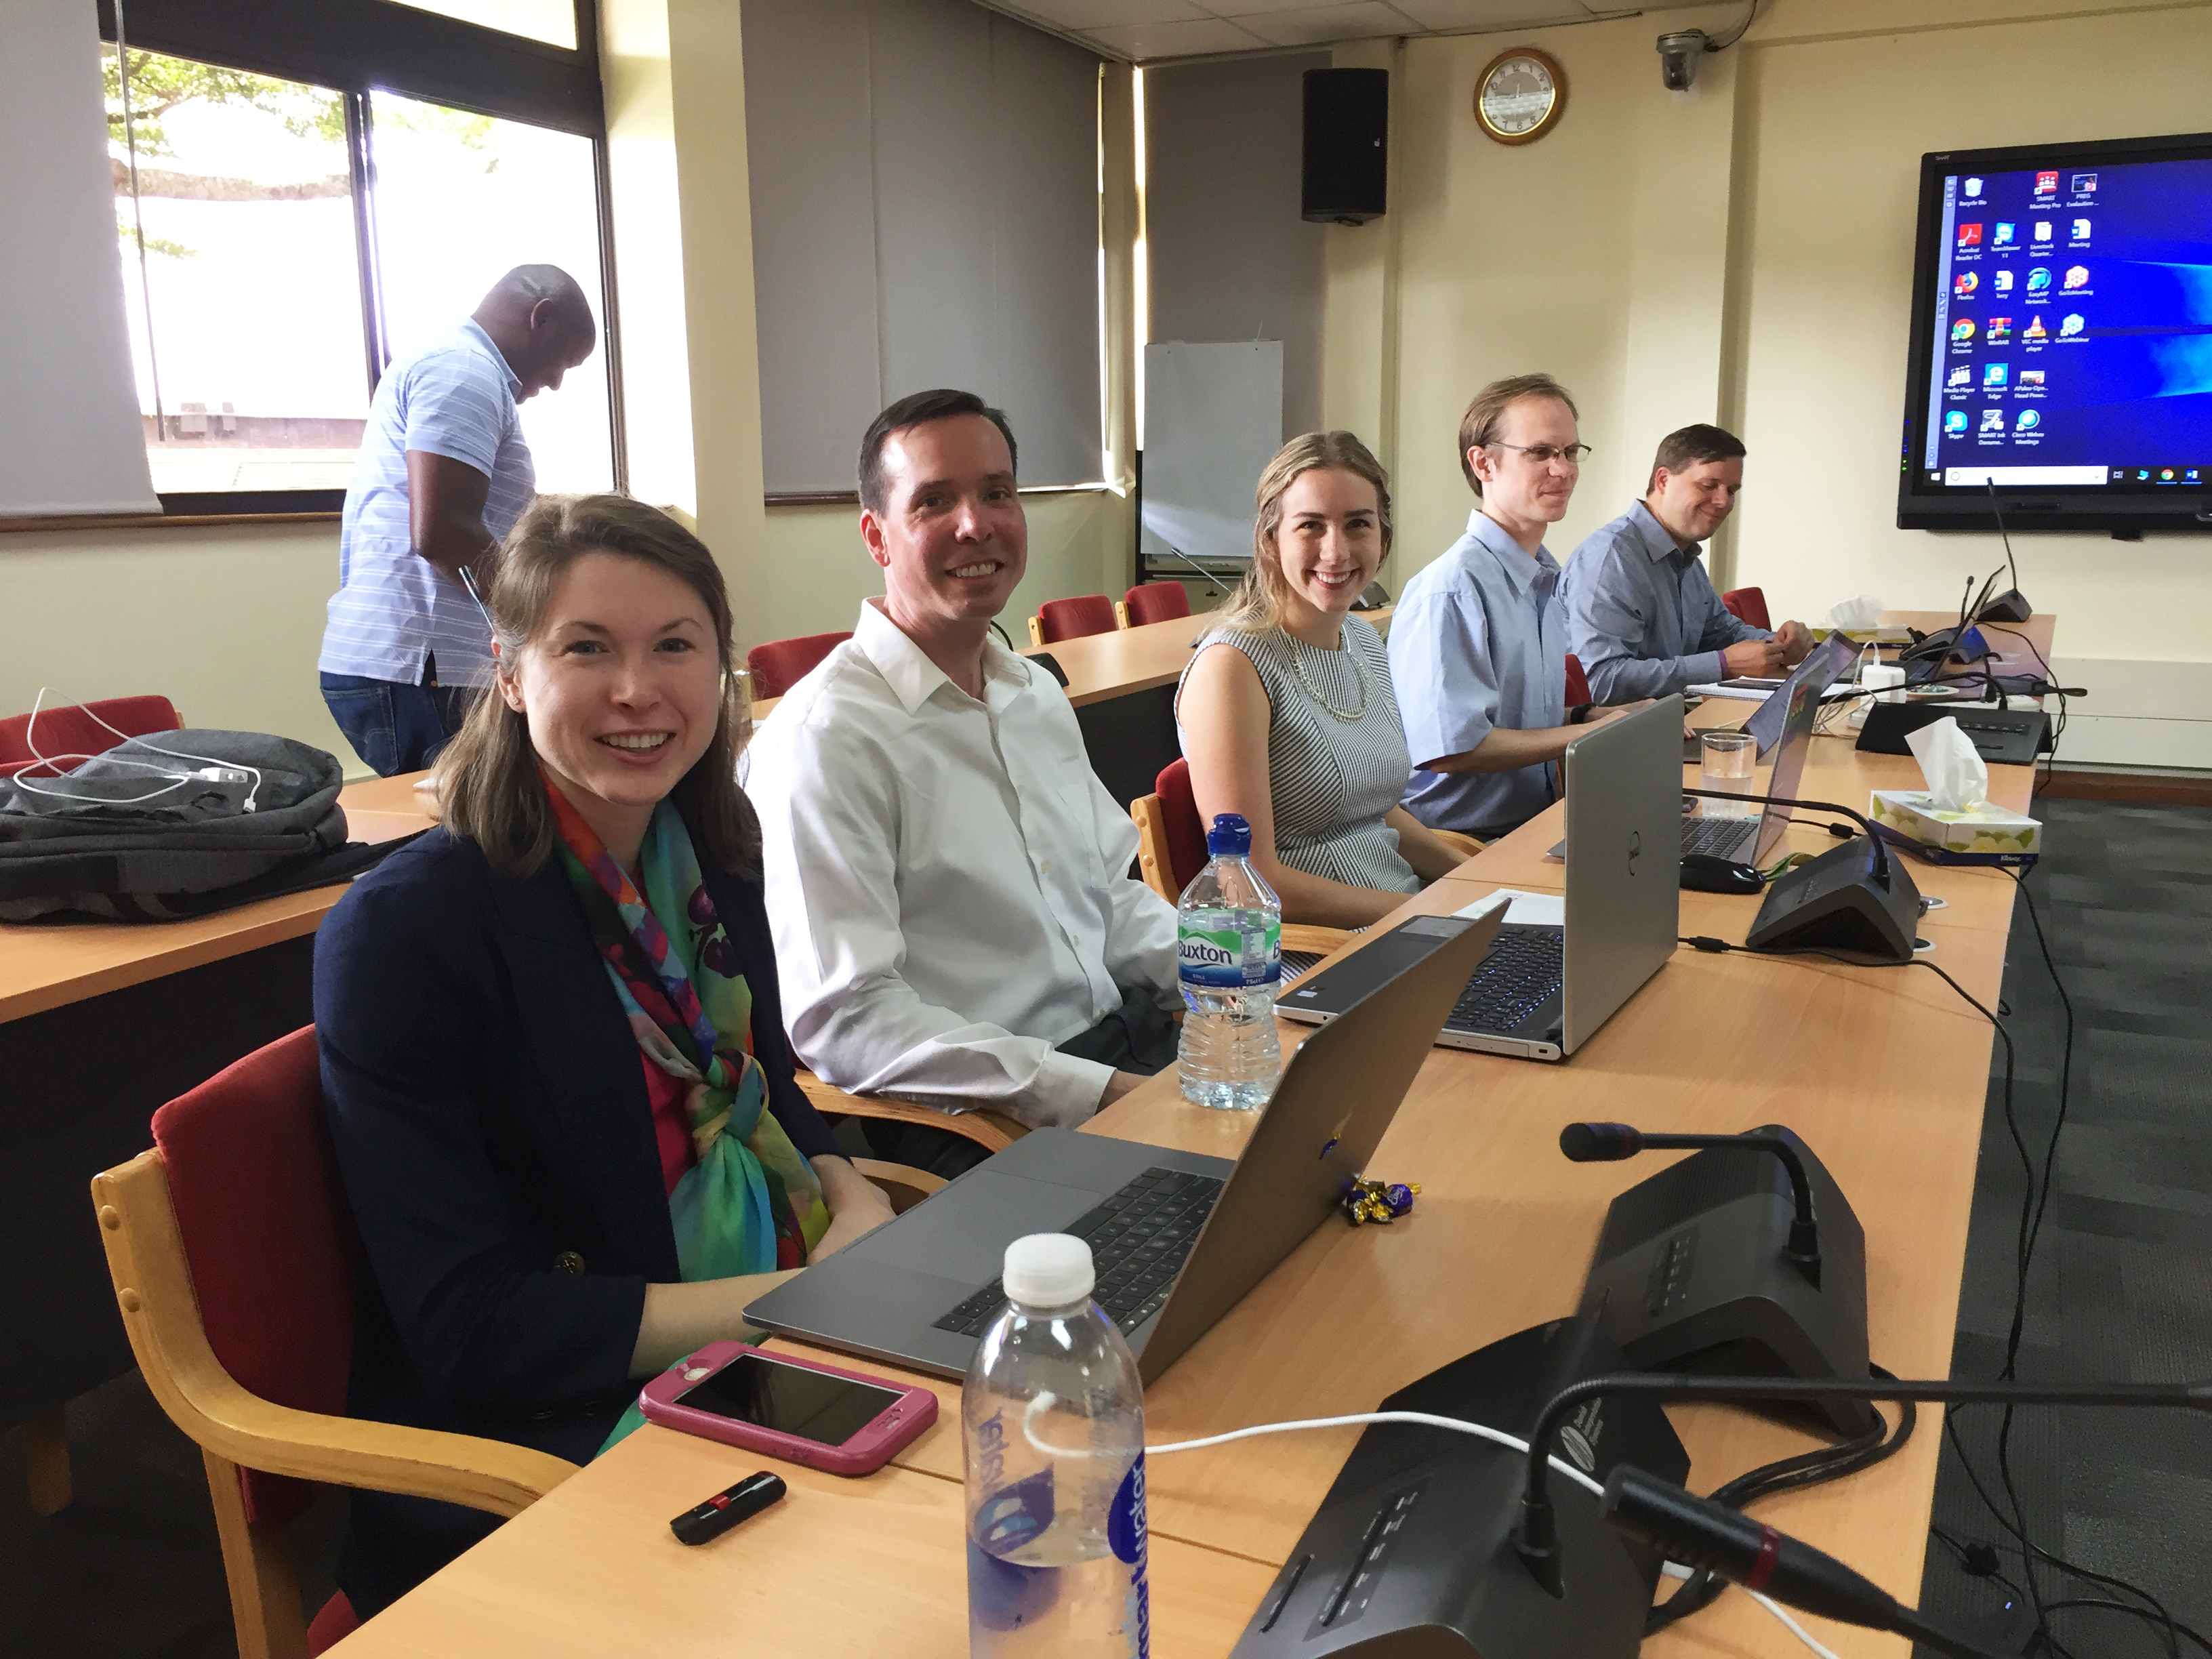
top-left (989, 0), bottom-right (1208, 29)
top-left (1384, 0), bottom-right (1591, 29)
top-left (1221, 1), bottom-right (1424, 46)
top-left (1083, 14), bottom-right (1271, 54)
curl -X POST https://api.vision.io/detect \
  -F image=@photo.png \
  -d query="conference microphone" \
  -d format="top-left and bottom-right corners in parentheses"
top-left (1511, 1369), bottom-right (2212, 1599)
top-left (1683, 785), bottom-right (1923, 962)
top-left (1601, 1465), bottom-right (2003, 1659)
top-left (1980, 478), bottom-right (2033, 626)
top-left (1560, 1123), bottom-right (1820, 1283)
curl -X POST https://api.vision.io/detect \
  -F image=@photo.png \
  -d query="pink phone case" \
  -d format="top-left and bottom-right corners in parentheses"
top-left (636, 1340), bottom-right (938, 1475)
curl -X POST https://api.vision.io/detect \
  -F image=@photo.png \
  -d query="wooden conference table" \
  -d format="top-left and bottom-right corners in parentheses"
top-left (331, 614), bottom-right (2057, 1658)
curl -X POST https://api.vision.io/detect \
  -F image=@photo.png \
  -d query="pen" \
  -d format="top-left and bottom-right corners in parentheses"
top-left (670, 1470), bottom-right (786, 1545)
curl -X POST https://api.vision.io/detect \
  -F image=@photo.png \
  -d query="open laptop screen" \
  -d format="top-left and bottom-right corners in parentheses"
top-left (1751, 673), bottom-right (1828, 864)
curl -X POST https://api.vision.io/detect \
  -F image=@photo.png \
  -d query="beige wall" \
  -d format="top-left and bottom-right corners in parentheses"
top-left (1359, 0), bottom-right (2212, 764)
top-left (0, 523), bottom-right (350, 758)
top-left (3, 0), bottom-right (1132, 777)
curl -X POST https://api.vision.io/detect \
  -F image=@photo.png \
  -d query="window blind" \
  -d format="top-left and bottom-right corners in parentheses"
top-left (0, 0), bottom-right (160, 517)
top-left (743, 0), bottom-right (1104, 495)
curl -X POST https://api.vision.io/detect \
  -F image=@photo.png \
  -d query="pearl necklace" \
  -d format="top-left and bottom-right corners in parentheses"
top-left (1287, 628), bottom-right (1369, 723)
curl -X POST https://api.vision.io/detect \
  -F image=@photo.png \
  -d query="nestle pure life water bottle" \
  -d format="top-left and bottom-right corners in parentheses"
top-left (964, 1234), bottom-right (1149, 1659)
top-left (1176, 813), bottom-right (1282, 1110)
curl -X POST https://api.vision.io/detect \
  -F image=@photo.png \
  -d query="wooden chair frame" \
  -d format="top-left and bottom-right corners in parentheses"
top-left (1026, 615), bottom-right (1046, 649)
top-left (793, 1071), bottom-right (1027, 1158)
top-left (89, 1139), bottom-right (946, 1658)
top-left (91, 1150), bottom-right (579, 1659)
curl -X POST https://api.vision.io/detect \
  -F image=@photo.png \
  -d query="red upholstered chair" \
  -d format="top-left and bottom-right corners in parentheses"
top-left (1128, 758), bottom-right (1351, 957)
top-left (1564, 653), bottom-right (1591, 710)
top-left (745, 632), bottom-right (851, 701)
top-left (1721, 587), bottom-right (1771, 632)
top-left (1029, 594), bottom-right (1118, 647)
top-left (0, 694), bottom-right (183, 777)
top-left (90, 1029), bottom-right (577, 1659)
top-left (1120, 582), bottom-right (1193, 628)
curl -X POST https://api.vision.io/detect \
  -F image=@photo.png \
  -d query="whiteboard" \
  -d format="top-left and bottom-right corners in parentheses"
top-left (1141, 340), bottom-right (1283, 565)
top-left (0, 1), bottom-right (158, 516)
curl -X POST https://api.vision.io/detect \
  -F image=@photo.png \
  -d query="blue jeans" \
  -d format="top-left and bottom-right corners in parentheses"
top-left (321, 663), bottom-right (482, 777)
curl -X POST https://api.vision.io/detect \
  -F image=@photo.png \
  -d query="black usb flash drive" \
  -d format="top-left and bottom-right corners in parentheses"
top-left (670, 1471), bottom-right (787, 1545)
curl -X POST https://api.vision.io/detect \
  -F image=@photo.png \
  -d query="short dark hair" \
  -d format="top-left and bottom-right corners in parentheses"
top-left (1458, 374), bottom-right (1578, 495)
top-left (857, 389), bottom-right (1019, 514)
top-left (1647, 423), bottom-right (1745, 493)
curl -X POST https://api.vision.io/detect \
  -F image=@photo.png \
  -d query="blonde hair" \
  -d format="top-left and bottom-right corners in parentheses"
top-left (1457, 373), bottom-right (1578, 495)
top-left (1212, 431), bottom-right (1393, 636)
top-left (434, 493), bottom-right (759, 878)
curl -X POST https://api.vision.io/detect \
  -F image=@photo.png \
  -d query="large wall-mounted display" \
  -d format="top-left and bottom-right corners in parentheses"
top-left (1898, 131), bottom-right (2212, 534)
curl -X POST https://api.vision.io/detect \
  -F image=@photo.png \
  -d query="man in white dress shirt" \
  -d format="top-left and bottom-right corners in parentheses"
top-left (744, 390), bottom-right (1181, 1172)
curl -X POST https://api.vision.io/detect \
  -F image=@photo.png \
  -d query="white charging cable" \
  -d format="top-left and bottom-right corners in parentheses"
top-left (8, 690), bottom-right (262, 812)
top-left (1016, 1397), bottom-right (1839, 1659)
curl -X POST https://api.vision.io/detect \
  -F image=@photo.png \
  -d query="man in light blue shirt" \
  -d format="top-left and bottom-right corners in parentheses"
top-left (1561, 423), bottom-right (1812, 703)
top-left (1389, 375), bottom-right (1642, 839)
top-left (319, 266), bottom-right (596, 775)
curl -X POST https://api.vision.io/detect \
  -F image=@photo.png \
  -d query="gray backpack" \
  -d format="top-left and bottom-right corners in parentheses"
top-left (0, 730), bottom-right (411, 921)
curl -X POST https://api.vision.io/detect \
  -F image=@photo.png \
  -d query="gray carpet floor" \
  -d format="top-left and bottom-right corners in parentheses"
top-left (3, 799), bottom-right (2205, 1658)
top-left (1917, 798), bottom-right (2212, 1656)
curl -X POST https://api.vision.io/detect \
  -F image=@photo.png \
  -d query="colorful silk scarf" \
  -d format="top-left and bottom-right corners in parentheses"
top-left (542, 774), bottom-right (830, 1452)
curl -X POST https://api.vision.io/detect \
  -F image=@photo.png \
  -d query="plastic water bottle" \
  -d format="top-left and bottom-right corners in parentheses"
top-left (1175, 813), bottom-right (1282, 1110)
top-left (964, 1235), bottom-right (1149, 1659)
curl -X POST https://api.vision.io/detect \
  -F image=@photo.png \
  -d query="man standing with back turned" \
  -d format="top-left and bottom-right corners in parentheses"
top-left (1561, 422), bottom-right (1813, 703)
top-left (319, 264), bottom-right (597, 776)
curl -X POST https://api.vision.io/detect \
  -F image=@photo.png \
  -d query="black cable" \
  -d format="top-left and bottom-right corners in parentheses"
top-left (1977, 621), bottom-right (2070, 794)
top-left (1645, 1377), bottom-right (1917, 1634)
top-left (2041, 1601), bottom-right (2212, 1657)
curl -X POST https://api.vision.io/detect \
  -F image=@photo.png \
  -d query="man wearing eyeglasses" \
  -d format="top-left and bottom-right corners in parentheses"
top-left (1560, 423), bottom-right (1813, 702)
top-left (1388, 374), bottom-right (1645, 841)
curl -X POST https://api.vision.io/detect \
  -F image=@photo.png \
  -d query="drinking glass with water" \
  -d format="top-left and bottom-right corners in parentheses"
top-left (1698, 729), bottom-right (1759, 818)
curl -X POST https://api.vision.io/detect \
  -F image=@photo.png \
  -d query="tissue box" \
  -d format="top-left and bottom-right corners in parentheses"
top-left (1868, 790), bottom-right (2041, 867)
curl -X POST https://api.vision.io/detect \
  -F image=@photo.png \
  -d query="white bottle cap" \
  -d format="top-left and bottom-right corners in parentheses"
top-left (1002, 1233), bottom-right (1095, 1309)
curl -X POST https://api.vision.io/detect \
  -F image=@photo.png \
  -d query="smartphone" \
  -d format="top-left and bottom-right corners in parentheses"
top-left (636, 1340), bottom-right (937, 1475)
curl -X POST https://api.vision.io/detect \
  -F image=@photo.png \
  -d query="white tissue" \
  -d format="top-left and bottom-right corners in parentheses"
top-left (1829, 594), bottom-right (1884, 630)
top-left (1905, 716), bottom-right (1988, 812)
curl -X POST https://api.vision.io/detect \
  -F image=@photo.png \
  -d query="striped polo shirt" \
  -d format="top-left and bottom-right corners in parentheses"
top-left (319, 321), bottom-right (535, 687)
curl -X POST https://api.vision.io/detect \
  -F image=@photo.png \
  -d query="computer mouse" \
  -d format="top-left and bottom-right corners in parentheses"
top-left (1680, 853), bottom-right (1765, 895)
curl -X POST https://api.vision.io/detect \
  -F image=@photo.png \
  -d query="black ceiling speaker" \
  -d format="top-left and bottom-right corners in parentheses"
top-left (1302, 68), bottom-right (1388, 225)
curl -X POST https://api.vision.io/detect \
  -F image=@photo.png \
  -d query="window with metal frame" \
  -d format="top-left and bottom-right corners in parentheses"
top-left (98, 0), bottom-right (621, 518)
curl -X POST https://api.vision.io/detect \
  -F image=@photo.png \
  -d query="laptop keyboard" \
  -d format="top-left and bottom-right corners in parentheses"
top-left (932, 1166), bottom-right (1226, 1340)
top-left (1681, 815), bottom-right (1757, 858)
top-left (1446, 928), bottom-right (1564, 1034)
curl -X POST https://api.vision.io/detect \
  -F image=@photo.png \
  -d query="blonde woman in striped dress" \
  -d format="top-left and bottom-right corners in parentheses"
top-left (1175, 432), bottom-right (1471, 929)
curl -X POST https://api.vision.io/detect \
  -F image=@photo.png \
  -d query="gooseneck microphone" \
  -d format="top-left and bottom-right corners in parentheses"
top-left (1601, 1465), bottom-right (2002, 1659)
top-left (1560, 1123), bottom-right (1821, 1283)
top-left (1511, 1370), bottom-right (2212, 1599)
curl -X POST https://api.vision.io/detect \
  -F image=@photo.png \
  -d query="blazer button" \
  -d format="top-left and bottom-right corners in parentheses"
top-left (555, 1250), bottom-right (586, 1274)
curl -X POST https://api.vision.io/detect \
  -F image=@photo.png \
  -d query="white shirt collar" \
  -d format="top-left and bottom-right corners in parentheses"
top-left (853, 597), bottom-right (1029, 717)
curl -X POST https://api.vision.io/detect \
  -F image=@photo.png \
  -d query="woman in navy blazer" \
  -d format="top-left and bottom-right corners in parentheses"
top-left (315, 495), bottom-right (897, 1616)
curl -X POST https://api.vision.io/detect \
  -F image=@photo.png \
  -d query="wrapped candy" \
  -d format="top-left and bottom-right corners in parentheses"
top-left (1340, 1177), bottom-right (1420, 1225)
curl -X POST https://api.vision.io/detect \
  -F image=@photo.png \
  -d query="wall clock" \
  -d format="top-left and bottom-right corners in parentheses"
top-left (1475, 47), bottom-right (1565, 146)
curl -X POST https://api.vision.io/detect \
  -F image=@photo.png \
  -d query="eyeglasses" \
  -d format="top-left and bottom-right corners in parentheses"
top-left (1488, 441), bottom-right (1591, 466)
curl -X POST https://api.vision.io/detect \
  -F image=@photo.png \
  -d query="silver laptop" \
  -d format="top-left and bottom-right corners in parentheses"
top-left (1683, 653), bottom-right (1838, 863)
top-left (744, 903), bottom-right (1507, 1382)
top-left (1278, 697), bottom-right (1682, 1063)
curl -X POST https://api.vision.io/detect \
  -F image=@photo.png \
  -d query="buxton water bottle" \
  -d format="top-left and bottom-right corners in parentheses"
top-left (964, 1234), bottom-right (1149, 1659)
top-left (1174, 813), bottom-right (1282, 1110)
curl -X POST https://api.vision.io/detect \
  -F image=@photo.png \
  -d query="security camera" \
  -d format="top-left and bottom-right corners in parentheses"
top-left (1656, 28), bottom-right (1711, 91)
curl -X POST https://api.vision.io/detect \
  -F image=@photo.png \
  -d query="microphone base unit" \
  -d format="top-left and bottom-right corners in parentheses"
top-left (1231, 1317), bottom-right (1686, 1659)
top-left (1744, 834), bottom-right (1923, 964)
top-left (1978, 588), bottom-right (2032, 624)
top-left (1575, 1126), bottom-right (1877, 1440)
